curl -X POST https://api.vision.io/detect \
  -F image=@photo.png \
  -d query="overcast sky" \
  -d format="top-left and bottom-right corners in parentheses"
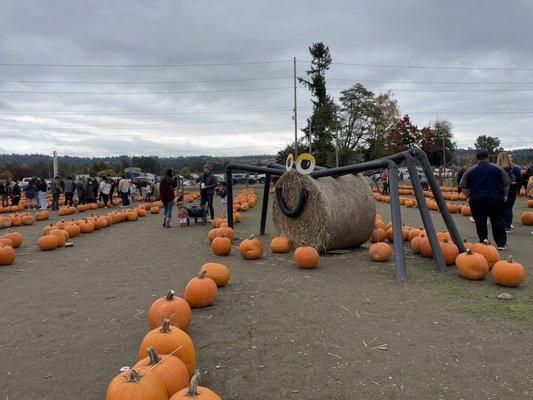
top-left (1, 0), bottom-right (533, 157)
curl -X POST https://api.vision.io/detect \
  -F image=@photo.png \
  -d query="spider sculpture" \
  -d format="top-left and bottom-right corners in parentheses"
top-left (225, 148), bottom-right (465, 282)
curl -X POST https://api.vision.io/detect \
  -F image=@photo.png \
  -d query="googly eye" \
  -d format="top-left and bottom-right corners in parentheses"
top-left (285, 153), bottom-right (294, 172)
top-left (295, 153), bottom-right (316, 175)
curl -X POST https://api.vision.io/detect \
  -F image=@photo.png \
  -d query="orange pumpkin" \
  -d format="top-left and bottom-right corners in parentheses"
top-left (491, 256), bottom-right (526, 287)
top-left (520, 211), bottom-right (533, 225)
top-left (436, 230), bottom-right (452, 242)
top-left (199, 263), bottom-right (230, 287)
top-left (106, 368), bottom-right (167, 400)
top-left (150, 206), bottom-right (160, 215)
top-left (137, 319), bottom-right (196, 376)
top-left (184, 271), bottom-right (217, 308)
top-left (148, 290), bottom-right (192, 331)
top-left (455, 249), bottom-right (489, 280)
top-left (370, 228), bottom-right (386, 243)
top-left (469, 240), bottom-right (500, 269)
top-left (0, 245), bottom-right (16, 266)
top-left (207, 229), bottom-right (218, 242)
top-left (0, 237), bottom-right (13, 247)
top-left (440, 240), bottom-right (459, 266)
top-left (216, 226), bottom-right (234, 241)
top-left (369, 242), bottom-right (392, 262)
top-left (211, 236), bottom-right (231, 256)
top-left (37, 235), bottom-right (59, 251)
top-left (293, 246), bottom-right (319, 269)
top-left (64, 223), bottom-right (81, 238)
top-left (48, 229), bottom-right (67, 247)
top-left (461, 205), bottom-right (472, 216)
top-left (239, 235), bottom-right (263, 260)
top-left (134, 347), bottom-right (189, 396)
top-left (3, 232), bottom-right (23, 248)
top-left (270, 236), bottom-right (292, 253)
top-left (170, 370), bottom-right (221, 400)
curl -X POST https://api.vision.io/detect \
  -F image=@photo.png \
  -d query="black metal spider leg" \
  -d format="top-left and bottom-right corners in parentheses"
top-left (403, 153), bottom-right (447, 271)
top-left (411, 149), bottom-right (466, 253)
top-left (312, 160), bottom-right (406, 282)
top-left (259, 172), bottom-right (271, 235)
top-left (226, 168), bottom-right (234, 227)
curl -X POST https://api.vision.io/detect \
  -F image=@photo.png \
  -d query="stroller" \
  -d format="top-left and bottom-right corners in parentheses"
top-left (178, 200), bottom-right (209, 226)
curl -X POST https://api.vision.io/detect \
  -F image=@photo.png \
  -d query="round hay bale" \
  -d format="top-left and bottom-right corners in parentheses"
top-left (272, 170), bottom-right (375, 252)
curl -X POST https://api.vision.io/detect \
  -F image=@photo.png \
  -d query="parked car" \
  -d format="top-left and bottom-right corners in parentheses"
top-left (19, 177), bottom-right (32, 189)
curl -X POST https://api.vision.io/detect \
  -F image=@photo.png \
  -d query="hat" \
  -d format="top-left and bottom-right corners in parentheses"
top-left (476, 149), bottom-right (489, 160)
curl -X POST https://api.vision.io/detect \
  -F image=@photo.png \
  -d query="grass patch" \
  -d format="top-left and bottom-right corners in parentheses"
top-left (463, 299), bottom-right (533, 322)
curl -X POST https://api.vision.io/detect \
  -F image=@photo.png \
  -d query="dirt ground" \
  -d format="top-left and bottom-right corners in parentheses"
top-left (0, 190), bottom-right (531, 400)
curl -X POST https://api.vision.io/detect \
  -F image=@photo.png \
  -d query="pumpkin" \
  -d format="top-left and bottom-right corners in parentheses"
top-left (65, 223), bottom-right (81, 238)
top-left (150, 206), bottom-right (160, 215)
top-left (436, 230), bottom-right (451, 242)
top-left (0, 245), bottom-right (16, 266)
top-left (385, 227), bottom-right (394, 242)
top-left (369, 242), bottom-right (392, 262)
top-left (211, 236), bottom-right (231, 256)
top-left (21, 215), bottom-right (35, 226)
top-left (106, 368), bottom-right (167, 400)
top-left (239, 235), bottom-right (263, 260)
top-left (408, 227), bottom-right (424, 242)
top-left (401, 226), bottom-right (412, 241)
top-left (216, 226), bottom-right (234, 241)
top-left (293, 245), bottom-right (319, 269)
top-left (37, 235), bottom-right (59, 251)
top-left (461, 205), bottom-right (471, 216)
top-left (49, 229), bottom-right (67, 247)
top-left (270, 236), bottom-right (292, 253)
top-left (184, 271), bottom-right (217, 308)
top-left (134, 347), bottom-right (189, 396)
top-left (137, 319), bottom-right (196, 376)
top-left (3, 232), bottom-right (23, 248)
top-left (148, 290), bottom-right (192, 331)
top-left (375, 218), bottom-right (385, 229)
top-left (211, 217), bottom-right (225, 228)
top-left (410, 232), bottom-right (426, 254)
top-left (469, 240), bottom-right (500, 269)
top-left (0, 237), bottom-right (13, 247)
top-left (79, 220), bottom-right (95, 233)
top-left (199, 263), bottom-right (230, 287)
top-left (370, 228), bottom-right (386, 243)
top-left (520, 211), bottom-right (533, 225)
top-left (455, 249), bottom-right (489, 280)
top-left (440, 240), bottom-right (459, 265)
top-left (419, 237), bottom-right (433, 258)
top-left (491, 256), bottom-right (526, 287)
top-left (527, 199), bottom-right (533, 208)
top-left (207, 229), bottom-right (218, 243)
top-left (233, 212), bottom-right (241, 223)
top-left (170, 370), bottom-right (221, 400)
top-left (35, 210), bottom-right (49, 221)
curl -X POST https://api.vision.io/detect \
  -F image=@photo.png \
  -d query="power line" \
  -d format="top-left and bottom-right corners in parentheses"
top-left (0, 60), bottom-right (292, 68)
top-left (325, 61), bottom-right (533, 72)
top-left (0, 76), bottom-right (292, 84)
top-left (328, 78), bottom-right (533, 85)
top-left (0, 107), bottom-right (294, 115)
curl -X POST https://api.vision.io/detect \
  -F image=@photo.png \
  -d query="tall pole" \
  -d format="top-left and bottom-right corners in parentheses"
top-left (53, 150), bottom-right (58, 177)
top-left (442, 134), bottom-right (446, 169)
top-left (293, 57), bottom-right (298, 158)
top-left (308, 121), bottom-right (312, 154)
top-left (335, 113), bottom-right (339, 167)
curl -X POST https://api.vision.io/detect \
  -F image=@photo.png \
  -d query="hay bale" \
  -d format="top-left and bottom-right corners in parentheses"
top-left (272, 170), bottom-right (375, 252)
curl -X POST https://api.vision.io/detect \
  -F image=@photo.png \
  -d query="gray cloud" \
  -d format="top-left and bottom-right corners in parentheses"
top-left (1, 0), bottom-right (532, 157)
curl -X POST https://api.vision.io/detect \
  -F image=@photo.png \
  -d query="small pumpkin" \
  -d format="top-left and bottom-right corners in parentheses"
top-left (370, 228), bottom-right (386, 243)
top-left (521, 211), bottom-right (533, 225)
top-left (0, 245), bottom-right (16, 266)
top-left (270, 236), bottom-right (292, 253)
top-left (184, 271), bottom-right (217, 308)
top-left (455, 249), bottom-right (489, 280)
top-left (491, 256), bottom-right (526, 287)
top-left (48, 229), bottom-right (67, 247)
top-left (170, 370), bottom-right (221, 400)
top-left (199, 263), bottom-right (230, 287)
top-left (150, 206), bottom-right (160, 215)
top-left (293, 245), bottom-right (319, 269)
top-left (369, 242), bottom-right (392, 262)
top-left (106, 368), bottom-right (167, 400)
top-left (211, 236), bottom-right (231, 256)
top-left (37, 234), bottom-right (59, 251)
top-left (3, 232), bottom-right (23, 248)
top-left (148, 290), bottom-right (192, 331)
top-left (134, 347), bottom-right (189, 396)
top-left (239, 235), bottom-right (263, 260)
top-left (470, 240), bottom-right (500, 269)
top-left (216, 226), bottom-right (234, 241)
top-left (207, 229), bottom-right (218, 243)
top-left (137, 319), bottom-right (196, 376)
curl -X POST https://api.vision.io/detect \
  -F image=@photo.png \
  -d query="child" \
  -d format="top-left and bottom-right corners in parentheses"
top-left (218, 182), bottom-right (227, 204)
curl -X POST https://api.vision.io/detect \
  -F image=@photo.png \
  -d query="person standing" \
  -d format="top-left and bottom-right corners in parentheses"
top-left (25, 178), bottom-right (37, 210)
top-left (63, 176), bottom-right (75, 206)
top-left (160, 169), bottom-right (177, 227)
top-left (99, 176), bottom-right (112, 207)
top-left (36, 178), bottom-right (48, 210)
top-left (380, 170), bottom-right (389, 195)
top-left (198, 163), bottom-right (217, 221)
top-left (50, 176), bottom-right (62, 210)
top-left (85, 178), bottom-right (97, 204)
top-left (497, 152), bottom-right (522, 233)
top-left (11, 180), bottom-right (21, 206)
top-left (459, 149), bottom-right (511, 250)
top-left (118, 174), bottom-right (130, 206)
top-left (456, 166), bottom-right (466, 193)
top-left (0, 180), bottom-right (7, 207)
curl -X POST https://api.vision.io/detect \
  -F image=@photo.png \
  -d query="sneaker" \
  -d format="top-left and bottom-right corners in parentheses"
top-left (496, 245), bottom-right (507, 250)
top-left (469, 217), bottom-right (475, 222)
top-left (510, 224), bottom-right (514, 229)
top-left (505, 229), bottom-right (511, 233)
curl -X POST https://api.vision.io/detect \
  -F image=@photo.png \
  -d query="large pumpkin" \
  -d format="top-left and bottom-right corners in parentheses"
top-left (184, 271), bottom-right (217, 308)
top-left (199, 263), bottom-right (230, 287)
top-left (521, 211), bottom-right (533, 225)
top-left (491, 256), bottom-right (526, 287)
top-left (106, 368), bottom-right (167, 400)
top-left (3, 232), bottom-right (23, 248)
top-left (440, 240), bottom-right (459, 266)
top-left (470, 240), bottom-right (500, 269)
top-left (37, 235), bottom-right (59, 251)
top-left (270, 236), bottom-right (292, 253)
top-left (239, 235), bottom-right (263, 260)
top-left (137, 319), bottom-right (196, 376)
top-left (170, 370), bottom-right (221, 400)
top-left (134, 347), bottom-right (189, 396)
top-left (293, 245), bottom-right (319, 269)
top-left (369, 242), bottom-right (392, 262)
top-left (148, 290), bottom-right (192, 331)
top-left (0, 245), bottom-right (16, 266)
top-left (49, 229), bottom-right (67, 247)
top-left (211, 236), bottom-right (231, 256)
top-left (455, 249), bottom-right (489, 280)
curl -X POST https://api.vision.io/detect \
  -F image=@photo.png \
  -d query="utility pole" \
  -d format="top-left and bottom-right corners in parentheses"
top-left (308, 121), bottom-right (313, 154)
top-left (293, 56), bottom-right (298, 158)
top-left (335, 113), bottom-right (339, 167)
top-left (53, 150), bottom-right (58, 177)
top-left (442, 133), bottom-right (446, 169)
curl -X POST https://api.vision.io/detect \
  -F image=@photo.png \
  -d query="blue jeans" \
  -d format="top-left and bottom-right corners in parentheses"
top-left (163, 201), bottom-right (173, 218)
top-left (504, 190), bottom-right (517, 229)
top-left (120, 192), bottom-right (129, 206)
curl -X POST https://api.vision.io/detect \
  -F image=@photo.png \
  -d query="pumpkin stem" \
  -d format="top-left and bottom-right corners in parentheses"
top-left (166, 290), bottom-right (175, 301)
top-left (127, 369), bottom-right (141, 383)
top-left (186, 370), bottom-right (201, 396)
top-left (160, 319), bottom-right (171, 333)
top-left (466, 248), bottom-right (473, 255)
top-left (147, 347), bottom-right (160, 366)
top-left (483, 239), bottom-right (490, 245)
top-left (198, 270), bottom-right (207, 279)
top-left (508, 255), bottom-right (514, 264)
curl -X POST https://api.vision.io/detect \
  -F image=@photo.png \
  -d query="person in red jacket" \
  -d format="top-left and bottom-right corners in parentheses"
top-left (159, 169), bottom-right (177, 228)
